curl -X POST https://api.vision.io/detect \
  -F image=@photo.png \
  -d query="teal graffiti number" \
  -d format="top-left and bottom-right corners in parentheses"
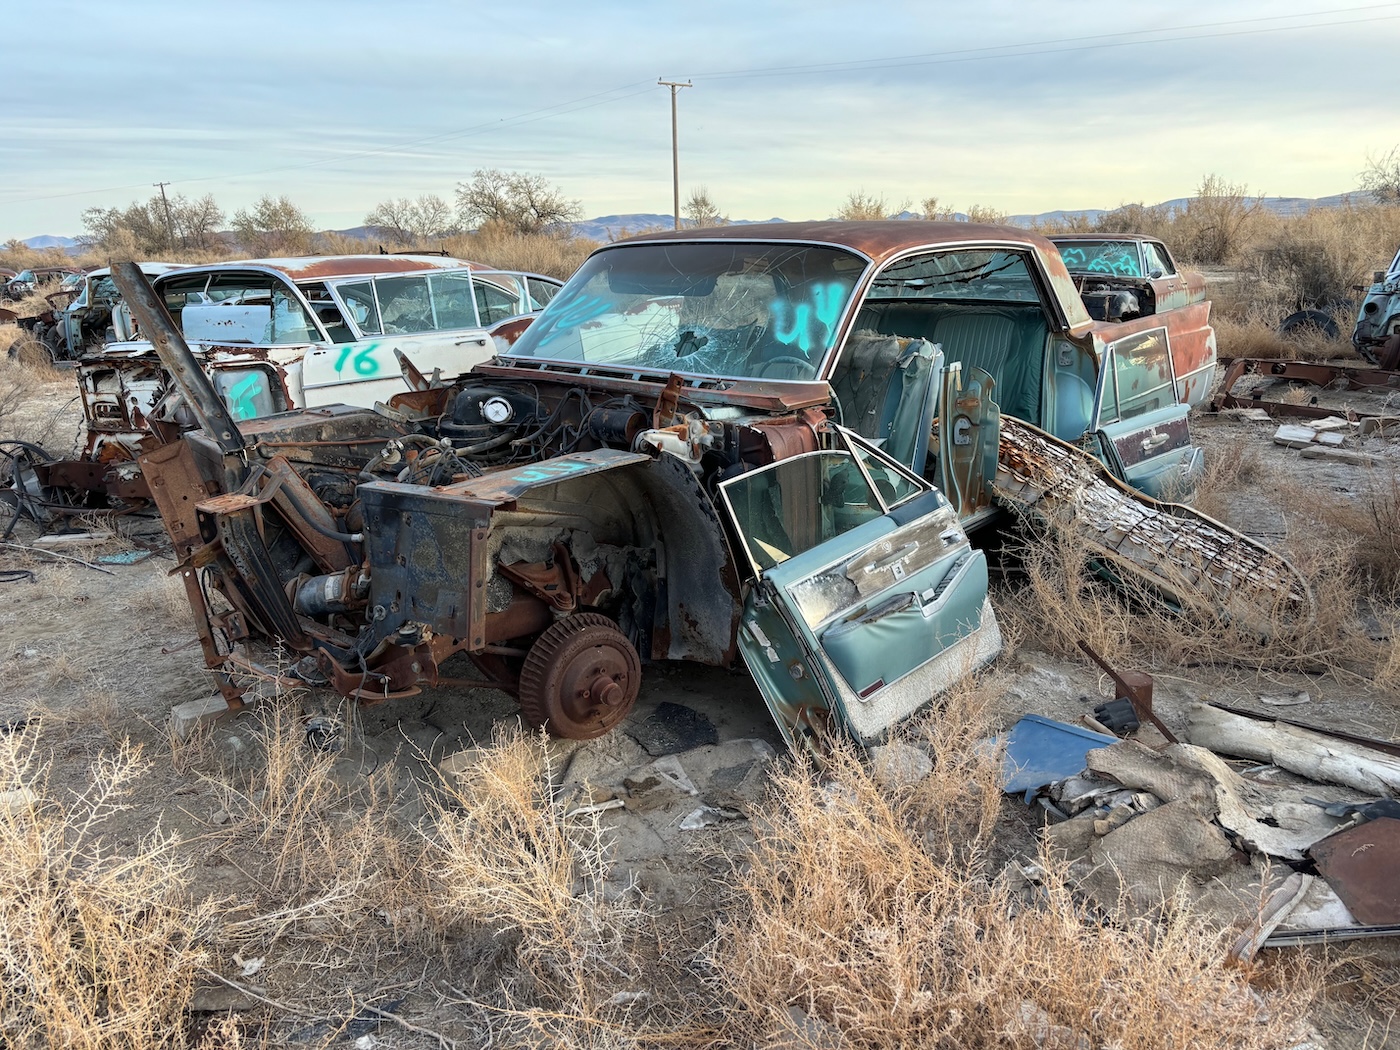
top-left (771, 282), bottom-right (845, 354)
top-left (333, 343), bottom-right (382, 376)
top-left (226, 373), bottom-right (264, 420)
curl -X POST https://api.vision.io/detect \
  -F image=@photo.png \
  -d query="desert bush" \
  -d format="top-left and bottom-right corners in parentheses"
top-left (428, 728), bottom-right (646, 1020)
top-left (709, 737), bottom-right (1312, 1049)
top-left (439, 226), bottom-right (598, 279)
top-left (0, 727), bottom-right (214, 1049)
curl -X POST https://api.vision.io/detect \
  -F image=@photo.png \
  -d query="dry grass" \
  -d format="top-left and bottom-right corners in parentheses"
top-left (427, 727), bottom-right (654, 1044)
top-left (1000, 500), bottom-right (1397, 687)
top-left (708, 725), bottom-right (1318, 1049)
top-left (0, 726), bottom-right (215, 1049)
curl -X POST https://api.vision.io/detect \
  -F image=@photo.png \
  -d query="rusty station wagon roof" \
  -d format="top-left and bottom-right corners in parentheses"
top-left (161, 255), bottom-right (492, 283)
top-left (1047, 233), bottom-right (1160, 243)
top-left (618, 220), bottom-right (1065, 267)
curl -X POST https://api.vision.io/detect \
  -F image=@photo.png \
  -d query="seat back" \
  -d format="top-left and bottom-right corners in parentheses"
top-left (829, 332), bottom-right (943, 472)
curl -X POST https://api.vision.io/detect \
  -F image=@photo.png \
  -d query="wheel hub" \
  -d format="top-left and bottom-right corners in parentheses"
top-left (517, 613), bottom-right (642, 740)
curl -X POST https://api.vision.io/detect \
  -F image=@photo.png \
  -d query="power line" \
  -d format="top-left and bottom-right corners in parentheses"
top-left (680, 2), bottom-right (1400, 81)
top-left (0, 3), bottom-right (1393, 211)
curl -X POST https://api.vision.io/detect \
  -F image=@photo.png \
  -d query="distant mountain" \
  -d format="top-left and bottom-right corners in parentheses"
top-left (21, 234), bottom-right (80, 250)
top-left (21, 191), bottom-right (1381, 251)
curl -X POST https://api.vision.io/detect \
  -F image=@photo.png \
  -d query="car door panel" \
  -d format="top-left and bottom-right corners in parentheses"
top-left (1093, 327), bottom-right (1198, 497)
top-left (723, 443), bottom-right (1000, 748)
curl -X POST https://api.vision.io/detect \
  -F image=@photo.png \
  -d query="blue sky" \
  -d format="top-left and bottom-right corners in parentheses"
top-left (0, 0), bottom-right (1396, 238)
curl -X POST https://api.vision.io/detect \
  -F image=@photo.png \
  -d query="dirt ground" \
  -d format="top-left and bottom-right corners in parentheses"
top-left (2, 360), bottom-right (1399, 1048)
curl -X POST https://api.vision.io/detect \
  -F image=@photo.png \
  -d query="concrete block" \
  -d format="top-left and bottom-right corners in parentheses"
top-left (171, 695), bottom-right (234, 741)
top-left (1299, 446), bottom-right (1376, 466)
top-left (1273, 424), bottom-right (1317, 449)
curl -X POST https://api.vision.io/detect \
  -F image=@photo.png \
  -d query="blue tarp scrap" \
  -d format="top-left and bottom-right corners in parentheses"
top-left (996, 714), bottom-right (1117, 801)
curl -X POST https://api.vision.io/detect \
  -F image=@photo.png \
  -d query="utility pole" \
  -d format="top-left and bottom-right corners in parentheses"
top-left (658, 80), bottom-right (691, 229)
top-left (153, 181), bottom-right (177, 249)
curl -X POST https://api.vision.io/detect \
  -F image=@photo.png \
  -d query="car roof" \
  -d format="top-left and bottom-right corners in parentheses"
top-left (1047, 233), bottom-right (1156, 243)
top-left (613, 220), bottom-right (1063, 267)
top-left (86, 262), bottom-right (185, 279)
top-left (154, 254), bottom-right (493, 283)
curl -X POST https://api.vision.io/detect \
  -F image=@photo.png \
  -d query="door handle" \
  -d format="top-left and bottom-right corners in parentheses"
top-left (1140, 432), bottom-right (1169, 451)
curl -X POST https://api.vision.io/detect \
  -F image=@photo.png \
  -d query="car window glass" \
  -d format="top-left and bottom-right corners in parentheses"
top-left (1054, 241), bottom-right (1143, 278)
top-left (336, 281), bottom-right (381, 335)
top-left (527, 277), bottom-right (560, 309)
top-left (722, 451), bottom-right (885, 572)
top-left (430, 273), bottom-right (479, 328)
top-left (1099, 329), bottom-right (1174, 426)
top-left (377, 275), bottom-right (434, 333)
top-left (475, 277), bottom-right (521, 325)
top-left (298, 282), bottom-right (352, 343)
top-left (509, 242), bottom-right (863, 381)
top-left (1143, 242), bottom-right (1176, 277)
top-left (868, 248), bottom-right (1041, 302)
top-left (852, 442), bottom-right (921, 508)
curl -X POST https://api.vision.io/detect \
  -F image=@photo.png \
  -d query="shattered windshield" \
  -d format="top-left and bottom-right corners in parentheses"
top-left (506, 242), bottom-right (866, 381)
top-left (1053, 240), bottom-right (1144, 278)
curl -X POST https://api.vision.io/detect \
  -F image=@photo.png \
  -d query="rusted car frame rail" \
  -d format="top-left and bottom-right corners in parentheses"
top-left (1211, 357), bottom-right (1400, 421)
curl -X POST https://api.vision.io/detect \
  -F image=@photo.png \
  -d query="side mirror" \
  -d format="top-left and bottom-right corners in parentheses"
top-left (1375, 271), bottom-right (1386, 283)
top-left (1148, 269), bottom-right (1164, 280)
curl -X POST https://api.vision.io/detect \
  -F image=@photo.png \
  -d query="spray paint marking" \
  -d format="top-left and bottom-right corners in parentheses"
top-left (771, 282), bottom-right (845, 354)
top-left (226, 372), bottom-right (265, 419)
top-left (333, 342), bottom-right (382, 376)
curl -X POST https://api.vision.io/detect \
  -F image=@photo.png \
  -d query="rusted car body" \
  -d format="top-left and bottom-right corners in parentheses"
top-left (1049, 234), bottom-right (1207, 323)
top-left (56, 257), bottom-right (559, 496)
top-left (3, 266), bottom-right (84, 301)
top-left (109, 222), bottom-right (1256, 752)
top-left (1351, 245), bottom-right (1400, 367)
top-left (17, 263), bottom-right (183, 361)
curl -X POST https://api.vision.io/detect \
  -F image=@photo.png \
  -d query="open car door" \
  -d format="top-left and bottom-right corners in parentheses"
top-left (1090, 327), bottom-right (1202, 499)
top-left (719, 428), bottom-right (1002, 753)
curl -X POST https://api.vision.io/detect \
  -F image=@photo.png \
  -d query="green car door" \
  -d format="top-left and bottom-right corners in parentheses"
top-left (719, 428), bottom-right (1002, 753)
top-left (1091, 327), bottom-right (1203, 499)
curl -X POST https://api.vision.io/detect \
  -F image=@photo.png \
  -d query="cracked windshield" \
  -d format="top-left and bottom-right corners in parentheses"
top-left (506, 242), bottom-right (866, 380)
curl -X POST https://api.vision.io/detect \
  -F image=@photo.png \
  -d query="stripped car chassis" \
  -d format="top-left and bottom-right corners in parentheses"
top-left (1211, 357), bottom-right (1400, 423)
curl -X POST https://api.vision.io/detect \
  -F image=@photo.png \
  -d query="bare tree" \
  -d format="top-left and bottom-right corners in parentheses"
top-left (364, 194), bottom-right (456, 245)
top-left (80, 191), bottom-right (225, 255)
top-left (455, 170), bottom-right (581, 236)
top-left (836, 190), bottom-right (907, 221)
top-left (964, 204), bottom-right (1009, 225)
top-left (175, 193), bottom-right (225, 250)
top-left (231, 195), bottom-right (314, 256)
top-left (1360, 146), bottom-right (1400, 204)
top-left (1178, 174), bottom-right (1262, 265)
top-left (683, 186), bottom-right (727, 229)
top-left (919, 197), bottom-right (957, 221)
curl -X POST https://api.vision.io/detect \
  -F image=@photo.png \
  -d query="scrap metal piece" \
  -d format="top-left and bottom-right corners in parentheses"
top-left (1211, 357), bottom-right (1400, 422)
top-left (1310, 817), bottom-right (1400, 925)
top-left (110, 262), bottom-right (246, 456)
top-left (1077, 639), bottom-right (1176, 744)
top-left (998, 714), bottom-right (1116, 797)
top-left (994, 418), bottom-right (1314, 634)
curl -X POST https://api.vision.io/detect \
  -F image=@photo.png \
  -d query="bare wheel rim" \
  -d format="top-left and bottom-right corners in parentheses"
top-left (517, 613), bottom-right (641, 740)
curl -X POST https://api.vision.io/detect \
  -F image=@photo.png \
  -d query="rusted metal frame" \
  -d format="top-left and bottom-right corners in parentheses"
top-left (471, 361), bottom-right (833, 412)
top-left (111, 262), bottom-right (247, 457)
top-left (1077, 639), bottom-right (1177, 744)
top-left (260, 454), bottom-right (354, 573)
top-left (1212, 357), bottom-right (1400, 420)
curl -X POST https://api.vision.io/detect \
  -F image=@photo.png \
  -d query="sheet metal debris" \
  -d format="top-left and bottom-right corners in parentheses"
top-left (1310, 817), bottom-right (1400, 925)
top-left (998, 715), bottom-right (1116, 797)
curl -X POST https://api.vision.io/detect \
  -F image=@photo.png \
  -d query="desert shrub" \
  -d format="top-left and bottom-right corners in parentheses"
top-left (428, 729), bottom-right (644, 1007)
top-left (0, 727), bottom-right (214, 1049)
top-left (710, 737), bottom-right (1313, 1049)
top-left (439, 226), bottom-right (598, 279)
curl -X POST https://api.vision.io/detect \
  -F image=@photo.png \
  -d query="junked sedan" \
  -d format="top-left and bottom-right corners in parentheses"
top-left (1049, 234), bottom-right (1207, 326)
top-left (119, 223), bottom-right (1244, 753)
